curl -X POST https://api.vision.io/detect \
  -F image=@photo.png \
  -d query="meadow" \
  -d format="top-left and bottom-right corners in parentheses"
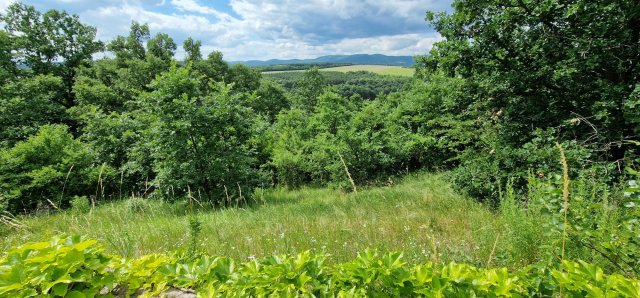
top-left (0, 173), bottom-right (505, 267)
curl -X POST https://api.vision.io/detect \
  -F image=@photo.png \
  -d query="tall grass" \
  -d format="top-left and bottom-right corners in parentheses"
top-left (0, 173), bottom-right (506, 267)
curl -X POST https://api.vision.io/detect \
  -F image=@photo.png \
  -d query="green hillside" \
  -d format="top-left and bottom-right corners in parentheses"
top-left (264, 64), bottom-right (415, 77)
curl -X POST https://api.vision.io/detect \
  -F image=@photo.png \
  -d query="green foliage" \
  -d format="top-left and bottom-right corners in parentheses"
top-left (292, 67), bottom-right (327, 110)
top-left (251, 79), bottom-right (290, 123)
top-left (450, 129), bottom-right (594, 204)
top-left (0, 74), bottom-right (67, 147)
top-left (182, 37), bottom-right (202, 63)
top-left (126, 196), bottom-right (149, 213)
top-left (495, 163), bottom-right (640, 277)
top-left (1, 236), bottom-right (639, 297)
top-left (266, 69), bottom-right (411, 101)
top-left (1, 2), bottom-right (104, 104)
top-left (136, 65), bottom-right (265, 204)
top-left (192, 50), bottom-right (229, 87)
top-left (227, 63), bottom-right (261, 93)
top-left (146, 32), bottom-right (176, 62)
top-left (70, 196), bottom-right (90, 213)
top-left (0, 125), bottom-right (100, 213)
top-left (420, 0), bottom-right (640, 200)
top-left (0, 236), bottom-right (116, 297)
top-left (107, 21), bottom-right (149, 62)
top-left (0, 29), bottom-right (16, 84)
top-left (270, 73), bottom-right (476, 188)
top-left (187, 217), bottom-right (203, 258)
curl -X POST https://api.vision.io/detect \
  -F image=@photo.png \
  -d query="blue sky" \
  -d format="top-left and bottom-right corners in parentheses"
top-left (1, 0), bottom-right (452, 61)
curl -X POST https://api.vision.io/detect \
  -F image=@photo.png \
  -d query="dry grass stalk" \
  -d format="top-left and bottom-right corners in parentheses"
top-left (337, 151), bottom-right (357, 193)
top-left (555, 143), bottom-right (570, 263)
top-left (0, 212), bottom-right (28, 230)
top-left (486, 234), bottom-right (500, 268)
top-left (60, 165), bottom-right (74, 202)
top-left (556, 142), bottom-right (570, 297)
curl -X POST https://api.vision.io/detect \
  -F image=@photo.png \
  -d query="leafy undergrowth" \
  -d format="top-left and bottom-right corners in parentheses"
top-left (1, 236), bottom-right (639, 298)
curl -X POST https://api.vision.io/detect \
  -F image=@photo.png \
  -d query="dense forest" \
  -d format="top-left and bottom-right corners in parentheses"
top-left (255, 63), bottom-right (353, 72)
top-left (264, 70), bottom-right (412, 101)
top-left (1, 0), bottom-right (640, 296)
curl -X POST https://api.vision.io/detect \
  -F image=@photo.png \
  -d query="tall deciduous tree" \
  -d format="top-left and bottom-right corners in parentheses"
top-left (147, 33), bottom-right (176, 62)
top-left (422, 0), bottom-right (640, 165)
top-left (107, 22), bottom-right (150, 62)
top-left (183, 37), bottom-right (202, 63)
top-left (293, 67), bottom-right (326, 111)
top-left (1, 3), bottom-right (104, 106)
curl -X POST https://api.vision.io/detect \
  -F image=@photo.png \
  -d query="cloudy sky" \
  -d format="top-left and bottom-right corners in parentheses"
top-left (0, 0), bottom-right (452, 61)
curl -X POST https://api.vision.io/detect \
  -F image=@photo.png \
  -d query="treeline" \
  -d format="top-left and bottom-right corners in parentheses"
top-left (255, 62), bottom-right (352, 72)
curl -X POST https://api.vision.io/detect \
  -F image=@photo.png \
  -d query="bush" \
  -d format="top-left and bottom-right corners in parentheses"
top-left (70, 196), bottom-right (91, 213)
top-left (0, 125), bottom-right (101, 213)
top-left (449, 128), bottom-right (594, 205)
top-left (135, 65), bottom-right (267, 205)
top-left (126, 196), bottom-right (149, 213)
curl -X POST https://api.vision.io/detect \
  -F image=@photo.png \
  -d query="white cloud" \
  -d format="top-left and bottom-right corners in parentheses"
top-left (82, 3), bottom-right (231, 41)
top-left (42, 0), bottom-right (450, 60)
top-left (0, 0), bottom-right (15, 11)
top-left (213, 33), bottom-right (443, 61)
top-left (170, 0), bottom-right (235, 21)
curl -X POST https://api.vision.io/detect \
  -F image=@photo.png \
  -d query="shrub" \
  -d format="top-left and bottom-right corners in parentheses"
top-left (70, 196), bottom-right (91, 213)
top-left (135, 65), bottom-right (267, 205)
top-left (449, 128), bottom-right (594, 205)
top-left (0, 125), bottom-right (101, 213)
top-left (126, 196), bottom-right (148, 213)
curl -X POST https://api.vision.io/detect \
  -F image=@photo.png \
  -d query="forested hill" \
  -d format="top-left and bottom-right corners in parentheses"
top-left (233, 54), bottom-right (414, 67)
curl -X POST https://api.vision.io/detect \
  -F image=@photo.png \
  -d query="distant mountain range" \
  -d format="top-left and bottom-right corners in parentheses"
top-left (232, 54), bottom-right (415, 67)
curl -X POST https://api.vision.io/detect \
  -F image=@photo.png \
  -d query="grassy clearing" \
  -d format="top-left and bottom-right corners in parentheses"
top-left (264, 65), bottom-right (415, 77)
top-left (0, 173), bottom-right (508, 267)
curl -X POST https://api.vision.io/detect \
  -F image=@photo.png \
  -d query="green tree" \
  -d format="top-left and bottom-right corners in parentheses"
top-left (251, 79), bottom-right (290, 123)
top-left (136, 65), bottom-right (265, 204)
top-left (0, 75), bottom-right (67, 147)
top-left (147, 33), bottom-right (176, 62)
top-left (193, 50), bottom-right (229, 88)
top-left (292, 67), bottom-right (326, 110)
top-left (1, 3), bottom-right (104, 106)
top-left (423, 0), bottom-right (640, 166)
top-left (0, 30), bottom-right (16, 83)
top-left (107, 22), bottom-right (150, 62)
top-left (228, 64), bottom-right (261, 93)
top-left (183, 37), bottom-right (202, 63)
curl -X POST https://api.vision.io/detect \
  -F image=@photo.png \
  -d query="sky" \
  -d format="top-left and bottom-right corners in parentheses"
top-left (0, 0), bottom-right (453, 61)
